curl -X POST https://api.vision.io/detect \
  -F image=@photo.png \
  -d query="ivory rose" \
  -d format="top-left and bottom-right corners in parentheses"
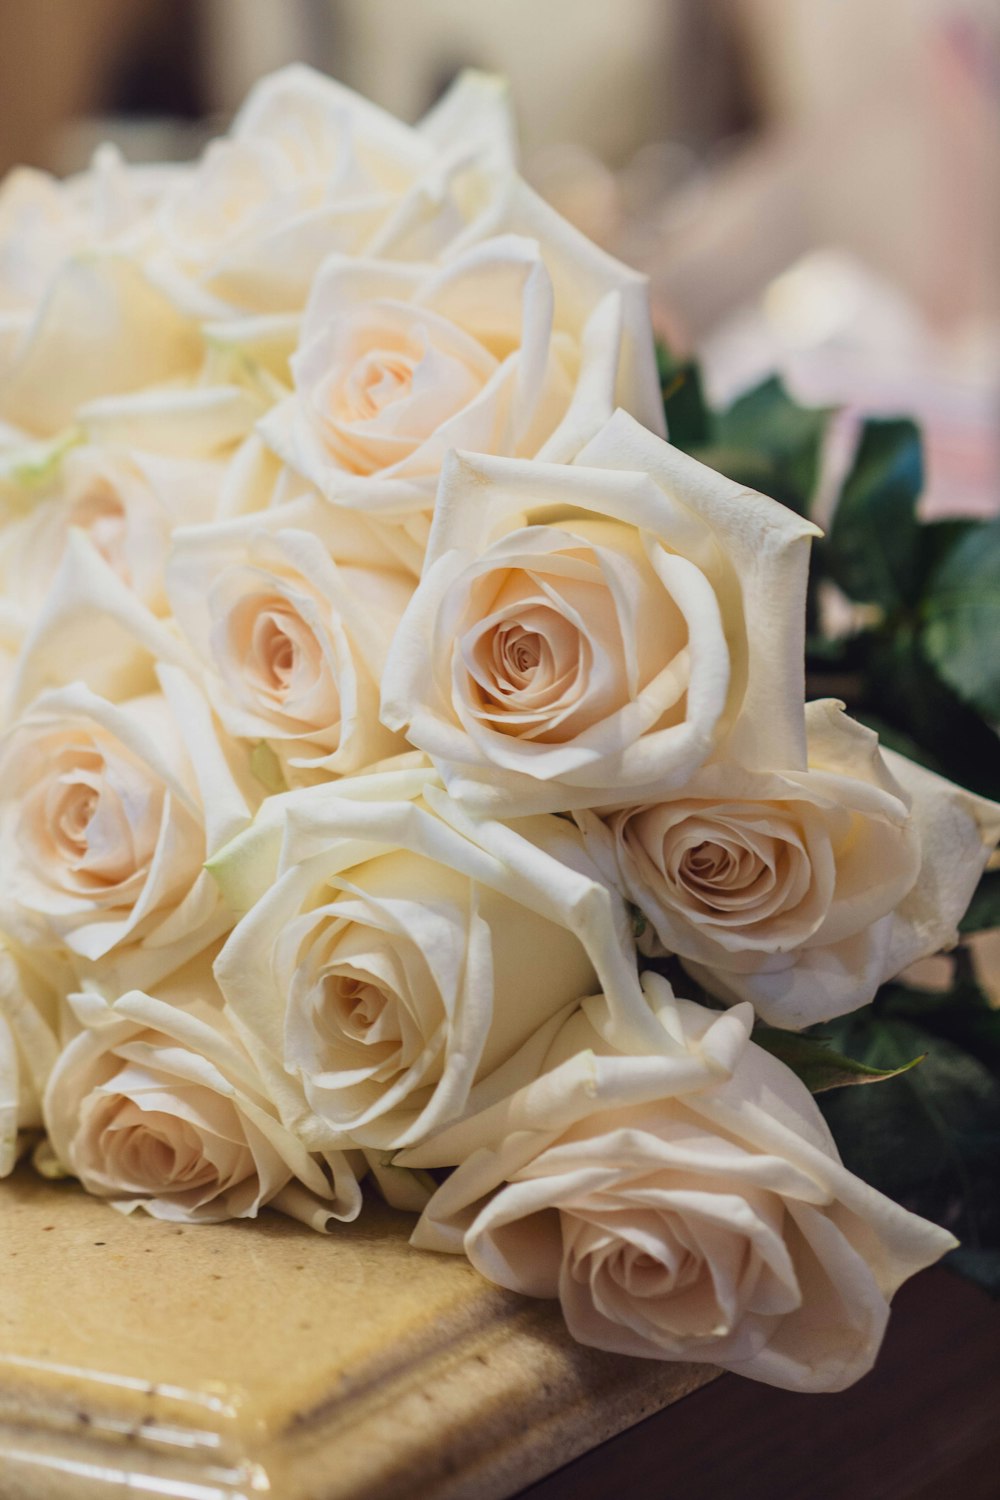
top-left (43, 960), bottom-right (363, 1226)
top-left (259, 202), bottom-right (664, 536)
top-left (0, 145), bottom-right (179, 387)
top-left (166, 492), bottom-right (414, 784)
top-left (0, 668), bottom-right (255, 990)
top-left (151, 64), bottom-right (517, 318)
top-left (579, 701), bottom-right (1000, 1027)
top-left (401, 977), bottom-right (956, 1392)
top-left (381, 411), bottom-right (818, 815)
top-left (0, 443), bottom-right (223, 620)
top-left (212, 761), bottom-right (658, 1154)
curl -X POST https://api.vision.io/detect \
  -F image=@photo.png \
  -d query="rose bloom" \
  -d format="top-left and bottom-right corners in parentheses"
top-left (0, 146), bottom-right (200, 441)
top-left (0, 144), bottom-right (180, 386)
top-left (150, 64), bottom-right (516, 318)
top-left (212, 760), bottom-right (658, 1154)
top-left (579, 701), bottom-right (1000, 1027)
top-left (167, 491), bottom-right (414, 785)
top-left (0, 939), bottom-right (65, 1176)
top-left (44, 958), bottom-right (362, 1227)
top-left (401, 977), bottom-right (956, 1392)
top-left (0, 443), bottom-right (223, 621)
top-left (381, 411), bottom-right (817, 815)
top-left (259, 207), bottom-right (664, 543)
top-left (0, 669), bottom-right (255, 991)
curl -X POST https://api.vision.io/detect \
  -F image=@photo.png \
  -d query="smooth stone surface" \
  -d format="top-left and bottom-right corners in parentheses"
top-left (0, 1168), bottom-right (716, 1500)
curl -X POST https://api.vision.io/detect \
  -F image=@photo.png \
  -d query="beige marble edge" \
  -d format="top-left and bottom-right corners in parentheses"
top-left (0, 1170), bottom-right (719, 1499)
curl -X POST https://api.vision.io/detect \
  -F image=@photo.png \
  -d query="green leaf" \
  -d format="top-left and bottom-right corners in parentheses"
top-left (819, 1013), bottom-right (1000, 1260)
top-left (656, 344), bottom-right (711, 451)
top-left (878, 970), bottom-right (1000, 1075)
top-left (752, 1025), bottom-right (923, 1093)
top-left (857, 627), bottom-right (1000, 801)
top-left (922, 518), bottom-right (1000, 723)
top-left (686, 446), bottom-right (781, 496)
top-left (712, 377), bottom-right (832, 515)
top-left (945, 1247), bottom-right (1000, 1297)
top-left (960, 870), bottom-right (1000, 935)
top-left (917, 518), bottom-right (980, 582)
top-left (828, 418), bottom-right (923, 610)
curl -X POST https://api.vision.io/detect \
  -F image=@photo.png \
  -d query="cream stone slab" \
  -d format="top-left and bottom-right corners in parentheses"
top-left (0, 1168), bottom-right (716, 1500)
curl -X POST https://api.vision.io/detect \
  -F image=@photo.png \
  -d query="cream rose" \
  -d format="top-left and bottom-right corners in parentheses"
top-left (166, 492), bottom-right (413, 784)
top-left (43, 960), bottom-right (362, 1227)
top-left (259, 200), bottom-right (664, 536)
top-left (579, 701), bottom-right (1000, 1027)
top-left (0, 146), bottom-right (179, 386)
top-left (0, 443), bottom-right (222, 620)
top-left (151, 64), bottom-right (517, 318)
top-left (212, 761), bottom-right (659, 1154)
top-left (402, 977), bottom-right (956, 1392)
top-left (381, 411), bottom-right (818, 815)
top-left (0, 139), bottom-right (197, 440)
top-left (4, 522), bottom-right (202, 716)
top-left (0, 668), bottom-right (255, 990)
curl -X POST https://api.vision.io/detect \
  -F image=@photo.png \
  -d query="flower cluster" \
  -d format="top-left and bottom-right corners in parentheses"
top-left (1, 66), bottom-right (996, 1394)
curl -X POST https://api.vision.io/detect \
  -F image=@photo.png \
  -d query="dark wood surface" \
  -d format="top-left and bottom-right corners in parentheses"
top-left (520, 1266), bottom-right (1000, 1500)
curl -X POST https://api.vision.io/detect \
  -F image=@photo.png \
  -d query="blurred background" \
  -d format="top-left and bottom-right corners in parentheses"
top-left (1, 0), bottom-right (998, 513)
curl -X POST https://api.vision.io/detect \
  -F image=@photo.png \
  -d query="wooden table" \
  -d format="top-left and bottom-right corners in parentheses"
top-left (524, 1264), bottom-right (1000, 1500)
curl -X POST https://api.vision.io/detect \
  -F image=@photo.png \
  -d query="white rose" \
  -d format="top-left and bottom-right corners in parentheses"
top-left (0, 146), bottom-right (179, 383)
top-left (0, 249), bottom-right (200, 439)
top-left (0, 939), bottom-right (66, 1175)
top-left (0, 443), bottom-right (223, 621)
top-left (166, 493), bottom-right (414, 785)
top-left (43, 959), bottom-right (362, 1227)
top-left (151, 64), bottom-right (517, 318)
top-left (580, 701), bottom-right (1000, 1027)
top-left (212, 761), bottom-right (659, 1154)
top-left (381, 411), bottom-right (818, 815)
top-left (0, 668), bottom-right (255, 990)
top-left (4, 508), bottom-right (206, 714)
top-left (259, 197), bottom-right (664, 540)
top-left (402, 977), bottom-right (956, 1393)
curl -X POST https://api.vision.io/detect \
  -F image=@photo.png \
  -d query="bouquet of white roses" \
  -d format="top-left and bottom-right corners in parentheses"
top-left (1, 66), bottom-right (997, 1396)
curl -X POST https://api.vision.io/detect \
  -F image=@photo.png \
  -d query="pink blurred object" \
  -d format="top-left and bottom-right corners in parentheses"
top-left (701, 250), bottom-right (1000, 522)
